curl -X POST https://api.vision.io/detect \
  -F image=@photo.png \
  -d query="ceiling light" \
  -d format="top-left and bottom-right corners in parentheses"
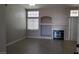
top-left (29, 3), bottom-right (36, 6)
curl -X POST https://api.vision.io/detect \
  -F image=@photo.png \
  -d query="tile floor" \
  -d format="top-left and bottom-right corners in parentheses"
top-left (7, 39), bottom-right (76, 54)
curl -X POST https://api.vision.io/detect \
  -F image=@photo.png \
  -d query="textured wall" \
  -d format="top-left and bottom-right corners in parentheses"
top-left (6, 5), bottom-right (26, 43)
top-left (0, 5), bottom-right (6, 53)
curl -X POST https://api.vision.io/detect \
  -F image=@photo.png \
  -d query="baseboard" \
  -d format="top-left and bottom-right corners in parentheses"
top-left (27, 36), bottom-right (52, 39)
top-left (0, 52), bottom-right (6, 54)
top-left (6, 36), bottom-right (26, 46)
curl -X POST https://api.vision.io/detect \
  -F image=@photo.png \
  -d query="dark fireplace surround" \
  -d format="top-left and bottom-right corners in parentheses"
top-left (53, 30), bottom-right (64, 40)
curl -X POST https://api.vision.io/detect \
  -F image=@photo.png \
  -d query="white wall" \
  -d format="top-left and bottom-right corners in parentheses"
top-left (77, 18), bottom-right (79, 44)
top-left (40, 7), bottom-right (68, 25)
top-left (39, 6), bottom-right (69, 40)
top-left (27, 6), bottom-right (69, 39)
top-left (0, 5), bottom-right (6, 53)
top-left (6, 5), bottom-right (26, 43)
top-left (68, 18), bottom-right (78, 41)
top-left (76, 18), bottom-right (79, 52)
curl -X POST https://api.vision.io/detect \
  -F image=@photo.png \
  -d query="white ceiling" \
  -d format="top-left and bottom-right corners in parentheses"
top-left (20, 4), bottom-right (79, 9)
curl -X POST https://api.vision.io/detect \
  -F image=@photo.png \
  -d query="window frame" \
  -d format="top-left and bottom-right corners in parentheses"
top-left (26, 9), bottom-right (39, 30)
top-left (70, 9), bottom-right (79, 17)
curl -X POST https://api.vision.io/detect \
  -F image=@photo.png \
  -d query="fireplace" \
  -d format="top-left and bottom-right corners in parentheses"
top-left (53, 30), bottom-right (64, 40)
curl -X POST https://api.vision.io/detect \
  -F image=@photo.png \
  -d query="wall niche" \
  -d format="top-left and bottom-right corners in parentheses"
top-left (40, 16), bottom-right (52, 38)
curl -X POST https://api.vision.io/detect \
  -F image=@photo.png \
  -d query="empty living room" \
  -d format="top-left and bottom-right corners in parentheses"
top-left (0, 4), bottom-right (79, 54)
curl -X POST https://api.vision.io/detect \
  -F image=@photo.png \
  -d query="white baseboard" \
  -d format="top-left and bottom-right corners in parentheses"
top-left (6, 36), bottom-right (26, 46)
top-left (27, 36), bottom-right (52, 39)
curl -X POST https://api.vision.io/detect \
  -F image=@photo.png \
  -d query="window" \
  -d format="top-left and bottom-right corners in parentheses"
top-left (28, 11), bottom-right (39, 17)
top-left (27, 19), bottom-right (39, 30)
top-left (27, 10), bottom-right (39, 30)
top-left (70, 10), bottom-right (79, 17)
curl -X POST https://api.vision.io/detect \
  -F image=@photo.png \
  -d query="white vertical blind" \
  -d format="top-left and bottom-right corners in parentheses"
top-left (27, 19), bottom-right (34, 30)
top-left (27, 10), bottom-right (39, 30)
top-left (27, 19), bottom-right (39, 30)
top-left (33, 19), bottom-right (39, 29)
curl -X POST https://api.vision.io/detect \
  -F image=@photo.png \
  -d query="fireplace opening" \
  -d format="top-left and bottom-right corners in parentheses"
top-left (53, 30), bottom-right (64, 40)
